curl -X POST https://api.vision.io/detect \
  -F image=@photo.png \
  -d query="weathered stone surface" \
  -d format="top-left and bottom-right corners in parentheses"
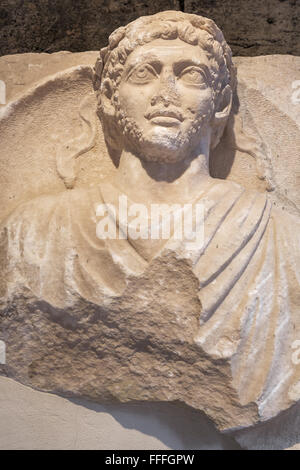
top-left (0, 51), bottom-right (99, 104)
top-left (233, 399), bottom-right (300, 450)
top-left (1, 12), bottom-right (300, 438)
top-left (0, 0), bottom-right (300, 57)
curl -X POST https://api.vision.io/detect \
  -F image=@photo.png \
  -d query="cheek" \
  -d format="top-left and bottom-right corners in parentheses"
top-left (182, 88), bottom-right (214, 118)
top-left (118, 84), bottom-right (152, 117)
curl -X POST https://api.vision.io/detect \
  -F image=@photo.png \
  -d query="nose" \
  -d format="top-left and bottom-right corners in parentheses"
top-left (150, 71), bottom-right (180, 107)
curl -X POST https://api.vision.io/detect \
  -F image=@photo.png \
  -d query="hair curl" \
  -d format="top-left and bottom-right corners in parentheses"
top-left (93, 11), bottom-right (235, 117)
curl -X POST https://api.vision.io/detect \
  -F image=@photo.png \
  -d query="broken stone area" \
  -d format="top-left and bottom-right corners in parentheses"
top-left (0, 251), bottom-right (257, 432)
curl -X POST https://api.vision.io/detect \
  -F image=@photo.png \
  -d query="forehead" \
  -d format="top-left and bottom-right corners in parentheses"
top-left (123, 38), bottom-right (210, 68)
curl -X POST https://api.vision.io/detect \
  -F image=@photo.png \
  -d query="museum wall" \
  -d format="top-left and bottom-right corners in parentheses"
top-left (0, 377), bottom-right (241, 450)
top-left (0, 0), bottom-right (299, 57)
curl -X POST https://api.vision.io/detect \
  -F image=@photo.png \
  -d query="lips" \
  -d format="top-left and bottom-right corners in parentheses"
top-left (145, 109), bottom-right (184, 126)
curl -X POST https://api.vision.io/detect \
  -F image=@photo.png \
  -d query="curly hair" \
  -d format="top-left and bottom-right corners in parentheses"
top-left (93, 10), bottom-right (235, 118)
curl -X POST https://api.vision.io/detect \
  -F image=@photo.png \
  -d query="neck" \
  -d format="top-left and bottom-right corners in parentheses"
top-left (111, 145), bottom-right (212, 205)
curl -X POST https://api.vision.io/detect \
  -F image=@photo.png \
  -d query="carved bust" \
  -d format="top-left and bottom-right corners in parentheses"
top-left (1, 11), bottom-right (300, 432)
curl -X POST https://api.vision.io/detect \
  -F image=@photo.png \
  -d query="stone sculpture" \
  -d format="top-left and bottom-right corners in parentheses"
top-left (1, 11), bottom-right (300, 432)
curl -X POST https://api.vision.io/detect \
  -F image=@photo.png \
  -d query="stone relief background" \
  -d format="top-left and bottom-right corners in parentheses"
top-left (1, 48), bottom-right (300, 451)
top-left (0, 0), bottom-right (299, 57)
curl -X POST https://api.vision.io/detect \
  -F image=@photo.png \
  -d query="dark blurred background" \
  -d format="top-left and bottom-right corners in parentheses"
top-left (0, 0), bottom-right (299, 57)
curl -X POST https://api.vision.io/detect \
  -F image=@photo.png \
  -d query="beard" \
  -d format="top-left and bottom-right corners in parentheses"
top-left (114, 100), bottom-right (209, 164)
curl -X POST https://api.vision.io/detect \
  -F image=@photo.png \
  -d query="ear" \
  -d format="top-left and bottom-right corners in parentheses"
top-left (210, 84), bottom-right (232, 149)
top-left (99, 79), bottom-right (115, 117)
top-left (98, 79), bottom-right (123, 166)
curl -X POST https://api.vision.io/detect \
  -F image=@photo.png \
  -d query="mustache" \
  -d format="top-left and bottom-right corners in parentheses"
top-left (144, 108), bottom-right (185, 122)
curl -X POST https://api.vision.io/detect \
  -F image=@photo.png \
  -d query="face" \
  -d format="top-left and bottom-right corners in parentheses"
top-left (116, 38), bottom-right (215, 163)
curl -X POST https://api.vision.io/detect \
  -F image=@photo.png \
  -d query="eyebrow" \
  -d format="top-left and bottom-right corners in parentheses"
top-left (173, 59), bottom-right (211, 80)
top-left (123, 53), bottom-right (211, 80)
top-left (123, 54), bottom-right (162, 78)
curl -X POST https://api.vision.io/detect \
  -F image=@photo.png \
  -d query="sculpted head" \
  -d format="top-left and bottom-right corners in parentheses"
top-left (93, 11), bottom-right (235, 164)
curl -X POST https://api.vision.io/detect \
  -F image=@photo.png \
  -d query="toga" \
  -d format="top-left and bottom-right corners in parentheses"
top-left (1, 177), bottom-right (300, 418)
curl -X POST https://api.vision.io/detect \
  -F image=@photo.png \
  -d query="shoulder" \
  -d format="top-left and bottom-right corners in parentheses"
top-left (0, 185), bottom-right (104, 256)
top-left (2, 185), bottom-right (102, 227)
top-left (208, 177), bottom-right (269, 206)
top-left (271, 204), bottom-right (300, 234)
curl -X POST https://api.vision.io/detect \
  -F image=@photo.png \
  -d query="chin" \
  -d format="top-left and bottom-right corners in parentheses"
top-left (139, 129), bottom-right (189, 164)
top-left (121, 118), bottom-right (199, 164)
top-left (141, 142), bottom-right (187, 164)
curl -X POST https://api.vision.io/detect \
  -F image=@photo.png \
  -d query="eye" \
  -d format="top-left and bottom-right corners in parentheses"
top-left (179, 67), bottom-right (207, 87)
top-left (128, 64), bottom-right (158, 84)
